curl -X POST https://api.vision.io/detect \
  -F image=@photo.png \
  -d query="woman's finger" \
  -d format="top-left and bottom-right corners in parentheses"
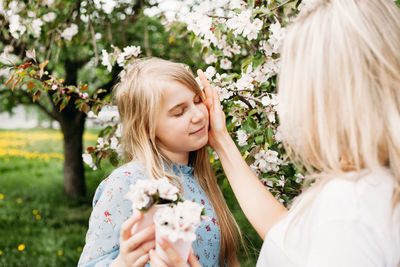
top-left (158, 238), bottom-right (187, 267)
top-left (197, 70), bottom-right (214, 110)
top-left (149, 249), bottom-right (169, 267)
top-left (120, 210), bottom-right (143, 241)
top-left (125, 225), bottom-right (155, 251)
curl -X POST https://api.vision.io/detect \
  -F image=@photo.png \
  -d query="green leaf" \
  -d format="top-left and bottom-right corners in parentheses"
top-left (247, 115), bottom-right (257, 130)
top-left (253, 55), bottom-right (266, 69)
top-left (255, 135), bottom-right (264, 145)
top-left (241, 56), bottom-right (254, 71)
top-left (109, 151), bottom-right (119, 166)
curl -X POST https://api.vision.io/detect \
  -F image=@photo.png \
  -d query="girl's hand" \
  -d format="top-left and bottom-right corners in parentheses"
top-left (148, 238), bottom-right (201, 267)
top-left (111, 211), bottom-right (156, 267)
top-left (197, 69), bottom-right (229, 150)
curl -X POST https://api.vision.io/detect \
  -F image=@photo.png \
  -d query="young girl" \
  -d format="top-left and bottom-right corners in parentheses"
top-left (157, 0), bottom-right (400, 266)
top-left (78, 58), bottom-right (242, 267)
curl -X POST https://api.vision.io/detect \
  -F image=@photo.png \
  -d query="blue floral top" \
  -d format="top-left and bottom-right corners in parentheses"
top-left (78, 161), bottom-right (221, 267)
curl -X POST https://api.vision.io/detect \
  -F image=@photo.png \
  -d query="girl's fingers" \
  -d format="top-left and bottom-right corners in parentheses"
top-left (158, 238), bottom-right (186, 267)
top-left (149, 249), bottom-right (169, 267)
top-left (187, 250), bottom-right (202, 267)
top-left (120, 211), bottom-right (143, 241)
top-left (125, 225), bottom-right (155, 251)
top-left (134, 253), bottom-right (150, 267)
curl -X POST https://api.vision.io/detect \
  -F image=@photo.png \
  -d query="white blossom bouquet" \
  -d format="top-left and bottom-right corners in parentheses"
top-left (154, 200), bottom-right (208, 265)
top-left (154, 200), bottom-right (207, 242)
top-left (124, 177), bottom-right (181, 212)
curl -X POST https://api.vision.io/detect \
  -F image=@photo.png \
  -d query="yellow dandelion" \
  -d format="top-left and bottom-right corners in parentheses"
top-left (57, 250), bottom-right (63, 256)
top-left (18, 244), bottom-right (25, 251)
top-left (77, 247), bottom-right (82, 252)
top-left (16, 198), bottom-right (23, 204)
top-left (32, 210), bottom-right (38, 215)
top-left (35, 214), bottom-right (41, 220)
top-left (0, 249), bottom-right (3, 255)
top-left (4, 158), bottom-right (9, 162)
top-left (0, 194), bottom-right (4, 199)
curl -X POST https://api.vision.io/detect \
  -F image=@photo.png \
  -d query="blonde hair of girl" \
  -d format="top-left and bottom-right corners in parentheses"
top-left (278, 0), bottom-right (400, 206)
top-left (114, 57), bottom-right (242, 266)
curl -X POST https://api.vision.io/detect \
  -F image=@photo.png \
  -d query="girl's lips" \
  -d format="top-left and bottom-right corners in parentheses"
top-left (190, 126), bottom-right (206, 135)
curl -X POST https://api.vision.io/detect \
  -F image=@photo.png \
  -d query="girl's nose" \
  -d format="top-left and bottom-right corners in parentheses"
top-left (191, 106), bottom-right (204, 123)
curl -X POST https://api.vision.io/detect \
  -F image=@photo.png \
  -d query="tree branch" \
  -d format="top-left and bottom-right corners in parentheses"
top-left (20, 91), bottom-right (59, 121)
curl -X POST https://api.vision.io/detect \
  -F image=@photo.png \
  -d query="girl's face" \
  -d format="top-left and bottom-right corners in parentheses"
top-left (155, 81), bottom-right (209, 165)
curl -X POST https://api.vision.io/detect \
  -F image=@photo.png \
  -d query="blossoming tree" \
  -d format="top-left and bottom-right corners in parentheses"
top-left (0, 0), bottom-right (202, 197)
top-left (3, 0), bottom-right (400, 205)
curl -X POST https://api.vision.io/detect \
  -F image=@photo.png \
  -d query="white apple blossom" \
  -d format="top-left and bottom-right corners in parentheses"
top-left (101, 49), bottom-right (112, 72)
top-left (204, 54), bottom-right (218, 64)
top-left (82, 153), bottom-right (97, 170)
top-left (115, 123), bottom-right (122, 138)
top-left (236, 129), bottom-right (249, 146)
top-left (204, 66), bottom-right (216, 80)
top-left (295, 173), bottom-right (305, 183)
top-left (110, 136), bottom-right (119, 150)
top-left (220, 58), bottom-right (232, 70)
top-left (61, 24), bottom-right (78, 41)
top-left (231, 42), bottom-right (241, 55)
top-left (154, 200), bottom-right (205, 242)
top-left (261, 178), bottom-right (273, 187)
top-left (261, 94), bottom-right (278, 107)
top-left (157, 178), bottom-right (179, 201)
top-left (250, 164), bottom-right (261, 177)
top-left (274, 126), bottom-right (283, 142)
top-left (32, 19), bottom-right (43, 38)
top-left (277, 176), bottom-right (285, 187)
top-left (125, 177), bottom-right (180, 211)
top-left (117, 45), bottom-right (141, 67)
top-left (42, 12), bottom-right (56, 23)
top-left (254, 149), bottom-right (281, 173)
top-left (126, 187), bottom-right (152, 210)
top-left (9, 14), bottom-right (26, 39)
top-left (96, 137), bottom-right (109, 149)
top-left (216, 86), bottom-right (233, 101)
top-left (268, 21), bottom-right (285, 50)
top-left (43, 0), bottom-right (55, 6)
top-left (236, 73), bottom-right (254, 91)
top-left (229, 0), bottom-right (247, 9)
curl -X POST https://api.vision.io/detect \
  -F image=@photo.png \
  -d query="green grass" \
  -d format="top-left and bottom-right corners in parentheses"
top-left (0, 128), bottom-right (261, 266)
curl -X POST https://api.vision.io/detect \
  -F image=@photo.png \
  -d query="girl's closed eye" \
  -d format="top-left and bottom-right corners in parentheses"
top-left (174, 108), bottom-right (184, 117)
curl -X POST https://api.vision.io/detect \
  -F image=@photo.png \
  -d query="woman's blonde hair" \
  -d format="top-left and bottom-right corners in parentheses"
top-left (114, 57), bottom-right (242, 266)
top-left (278, 0), bottom-right (400, 205)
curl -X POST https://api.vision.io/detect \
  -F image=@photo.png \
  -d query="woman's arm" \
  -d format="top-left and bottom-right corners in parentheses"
top-left (198, 70), bottom-right (288, 239)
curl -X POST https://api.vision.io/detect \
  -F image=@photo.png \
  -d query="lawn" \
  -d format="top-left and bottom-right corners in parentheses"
top-left (0, 128), bottom-right (261, 266)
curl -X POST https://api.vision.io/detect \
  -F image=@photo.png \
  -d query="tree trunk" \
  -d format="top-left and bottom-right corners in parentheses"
top-left (57, 58), bottom-right (88, 198)
top-left (59, 110), bottom-right (86, 197)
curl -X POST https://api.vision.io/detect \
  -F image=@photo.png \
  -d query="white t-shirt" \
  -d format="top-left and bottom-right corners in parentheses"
top-left (257, 169), bottom-right (400, 267)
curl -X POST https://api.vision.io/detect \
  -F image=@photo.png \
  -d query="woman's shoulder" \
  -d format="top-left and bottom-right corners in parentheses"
top-left (310, 168), bottom-right (399, 225)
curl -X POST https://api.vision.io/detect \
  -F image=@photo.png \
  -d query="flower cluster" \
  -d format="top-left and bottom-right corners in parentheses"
top-left (154, 200), bottom-right (207, 242)
top-left (124, 178), bottom-right (180, 211)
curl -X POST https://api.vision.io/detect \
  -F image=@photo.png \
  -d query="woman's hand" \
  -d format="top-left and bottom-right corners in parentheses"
top-left (110, 211), bottom-right (156, 267)
top-left (148, 238), bottom-right (201, 267)
top-left (197, 69), bottom-right (230, 150)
